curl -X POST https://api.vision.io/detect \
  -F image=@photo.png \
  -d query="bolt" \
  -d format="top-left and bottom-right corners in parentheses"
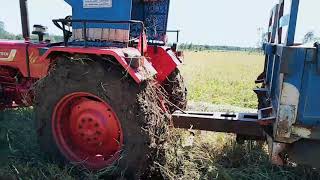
top-left (96, 131), bottom-right (101, 135)
top-left (95, 123), bottom-right (99, 128)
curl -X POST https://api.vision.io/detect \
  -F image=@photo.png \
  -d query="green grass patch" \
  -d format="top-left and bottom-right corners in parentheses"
top-left (180, 51), bottom-right (264, 109)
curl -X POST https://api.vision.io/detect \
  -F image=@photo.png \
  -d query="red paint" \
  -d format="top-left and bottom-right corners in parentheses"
top-left (0, 40), bottom-right (181, 109)
top-left (52, 92), bottom-right (123, 170)
top-left (39, 46), bottom-right (155, 83)
top-left (138, 33), bottom-right (148, 53)
top-left (0, 41), bottom-right (48, 78)
top-left (146, 45), bottom-right (181, 83)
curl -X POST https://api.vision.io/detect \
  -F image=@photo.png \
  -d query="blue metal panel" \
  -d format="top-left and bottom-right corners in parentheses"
top-left (298, 47), bottom-right (320, 126)
top-left (270, 54), bottom-right (281, 99)
top-left (265, 55), bottom-right (275, 86)
top-left (66, 0), bottom-right (132, 30)
top-left (259, 0), bottom-right (320, 141)
top-left (131, 0), bottom-right (170, 41)
top-left (284, 0), bottom-right (300, 46)
top-left (64, 0), bottom-right (72, 6)
top-left (281, 48), bottom-right (306, 89)
top-left (63, 0), bottom-right (171, 42)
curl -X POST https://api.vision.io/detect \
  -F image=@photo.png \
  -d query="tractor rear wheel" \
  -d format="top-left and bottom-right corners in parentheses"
top-left (34, 58), bottom-right (167, 178)
top-left (164, 68), bottom-right (187, 113)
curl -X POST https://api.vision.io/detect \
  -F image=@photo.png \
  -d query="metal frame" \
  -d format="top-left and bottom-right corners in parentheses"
top-left (172, 111), bottom-right (265, 138)
top-left (172, 0), bottom-right (320, 143)
top-left (19, 0), bottom-right (30, 40)
top-left (167, 30), bottom-right (180, 43)
top-left (52, 19), bottom-right (146, 55)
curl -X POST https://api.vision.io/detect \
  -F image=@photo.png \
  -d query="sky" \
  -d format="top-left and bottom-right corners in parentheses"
top-left (0, 0), bottom-right (319, 47)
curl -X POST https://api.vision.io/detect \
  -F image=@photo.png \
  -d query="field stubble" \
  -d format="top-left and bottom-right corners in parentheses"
top-left (181, 51), bottom-right (263, 109)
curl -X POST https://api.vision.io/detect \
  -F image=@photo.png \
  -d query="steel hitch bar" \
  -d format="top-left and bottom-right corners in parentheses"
top-left (172, 111), bottom-right (266, 139)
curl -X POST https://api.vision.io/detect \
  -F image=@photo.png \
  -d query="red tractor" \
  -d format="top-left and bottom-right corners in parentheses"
top-left (0, 0), bottom-right (186, 178)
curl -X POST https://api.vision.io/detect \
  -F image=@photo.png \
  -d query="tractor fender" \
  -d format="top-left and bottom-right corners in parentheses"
top-left (145, 46), bottom-right (182, 83)
top-left (39, 47), bottom-right (157, 83)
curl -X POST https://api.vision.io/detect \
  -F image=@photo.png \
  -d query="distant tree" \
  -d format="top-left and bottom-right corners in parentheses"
top-left (15, 34), bottom-right (24, 40)
top-left (0, 21), bottom-right (7, 36)
top-left (0, 21), bottom-right (15, 40)
top-left (257, 28), bottom-right (268, 48)
top-left (303, 31), bottom-right (315, 44)
top-left (0, 21), bottom-right (4, 31)
top-left (50, 35), bottom-right (64, 42)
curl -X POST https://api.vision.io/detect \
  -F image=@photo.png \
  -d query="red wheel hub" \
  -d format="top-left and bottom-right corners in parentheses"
top-left (52, 92), bottom-right (123, 170)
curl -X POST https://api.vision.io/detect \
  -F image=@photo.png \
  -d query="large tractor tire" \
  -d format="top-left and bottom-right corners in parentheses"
top-left (163, 68), bottom-right (187, 113)
top-left (34, 58), bottom-right (168, 179)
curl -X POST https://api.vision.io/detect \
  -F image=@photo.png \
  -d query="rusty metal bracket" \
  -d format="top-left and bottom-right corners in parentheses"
top-left (172, 111), bottom-right (265, 138)
top-left (258, 107), bottom-right (276, 125)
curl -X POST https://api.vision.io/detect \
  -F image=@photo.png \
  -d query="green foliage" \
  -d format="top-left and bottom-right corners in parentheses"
top-left (0, 21), bottom-right (17, 40)
top-left (303, 31), bottom-right (315, 44)
top-left (178, 43), bottom-right (261, 53)
top-left (0, 21), bottom-right (63, 42)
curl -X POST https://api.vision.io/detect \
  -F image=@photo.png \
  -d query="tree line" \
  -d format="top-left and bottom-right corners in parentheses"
top-left (1, 21), bottom-right (319, 50)
top-left (177, 43), bottom-right (261, 52)
top-left (0, 21), bottom-right (63, 42)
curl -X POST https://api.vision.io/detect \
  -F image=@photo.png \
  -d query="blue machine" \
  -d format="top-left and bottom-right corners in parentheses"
top-left (257, 0), bottom-right (320, 140)
top-left (172, 0), bottom-right (320, 168)
top-left (131, 0), bottom-right (170, 42)
top-left (62, 0), bottom-right (170, 45)
top-left (65, 0), bottom-right (132, 30)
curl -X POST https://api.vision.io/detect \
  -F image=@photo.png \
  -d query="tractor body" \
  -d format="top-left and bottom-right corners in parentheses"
top-left (0, 0), bottom-right (186, 176)
top-left (0, 0), bottom-right (181, 109)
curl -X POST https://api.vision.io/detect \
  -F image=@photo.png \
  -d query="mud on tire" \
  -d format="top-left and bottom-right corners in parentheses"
top-left (163, 68), bottom-right (187, 113)
top-left (34, 57), bottom-right (169, 179)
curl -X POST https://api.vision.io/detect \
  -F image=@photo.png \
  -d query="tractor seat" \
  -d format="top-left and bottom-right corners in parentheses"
top-left (32, 25), bottom-right (48, 41)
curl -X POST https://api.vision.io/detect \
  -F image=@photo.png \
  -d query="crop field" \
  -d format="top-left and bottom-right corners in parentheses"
top-left (1, 51), bottom-right (320, 179)
top-left (181, 51), bottom-right (263, 109)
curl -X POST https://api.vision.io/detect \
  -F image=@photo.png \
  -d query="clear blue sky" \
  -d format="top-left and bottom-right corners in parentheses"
top-left (0, 0), bottom-right (319, 47)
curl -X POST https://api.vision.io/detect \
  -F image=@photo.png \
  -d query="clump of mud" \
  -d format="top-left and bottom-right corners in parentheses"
top-left (163, 69), bottom-right (188, 113)
top-left (136, 68), bottom-right (188, 179)
top-left (137, 80), bottom-right (171, 179)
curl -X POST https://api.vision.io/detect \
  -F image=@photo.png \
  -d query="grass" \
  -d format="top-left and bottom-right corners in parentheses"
top-left (0, 109), bottom-right (77, 179)
top-left (180, 51), bottom-right (264, 109)
top-left (163, 130), bottom-right (320, 180)
top-left (0, 50), bottom-right (320, 179)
